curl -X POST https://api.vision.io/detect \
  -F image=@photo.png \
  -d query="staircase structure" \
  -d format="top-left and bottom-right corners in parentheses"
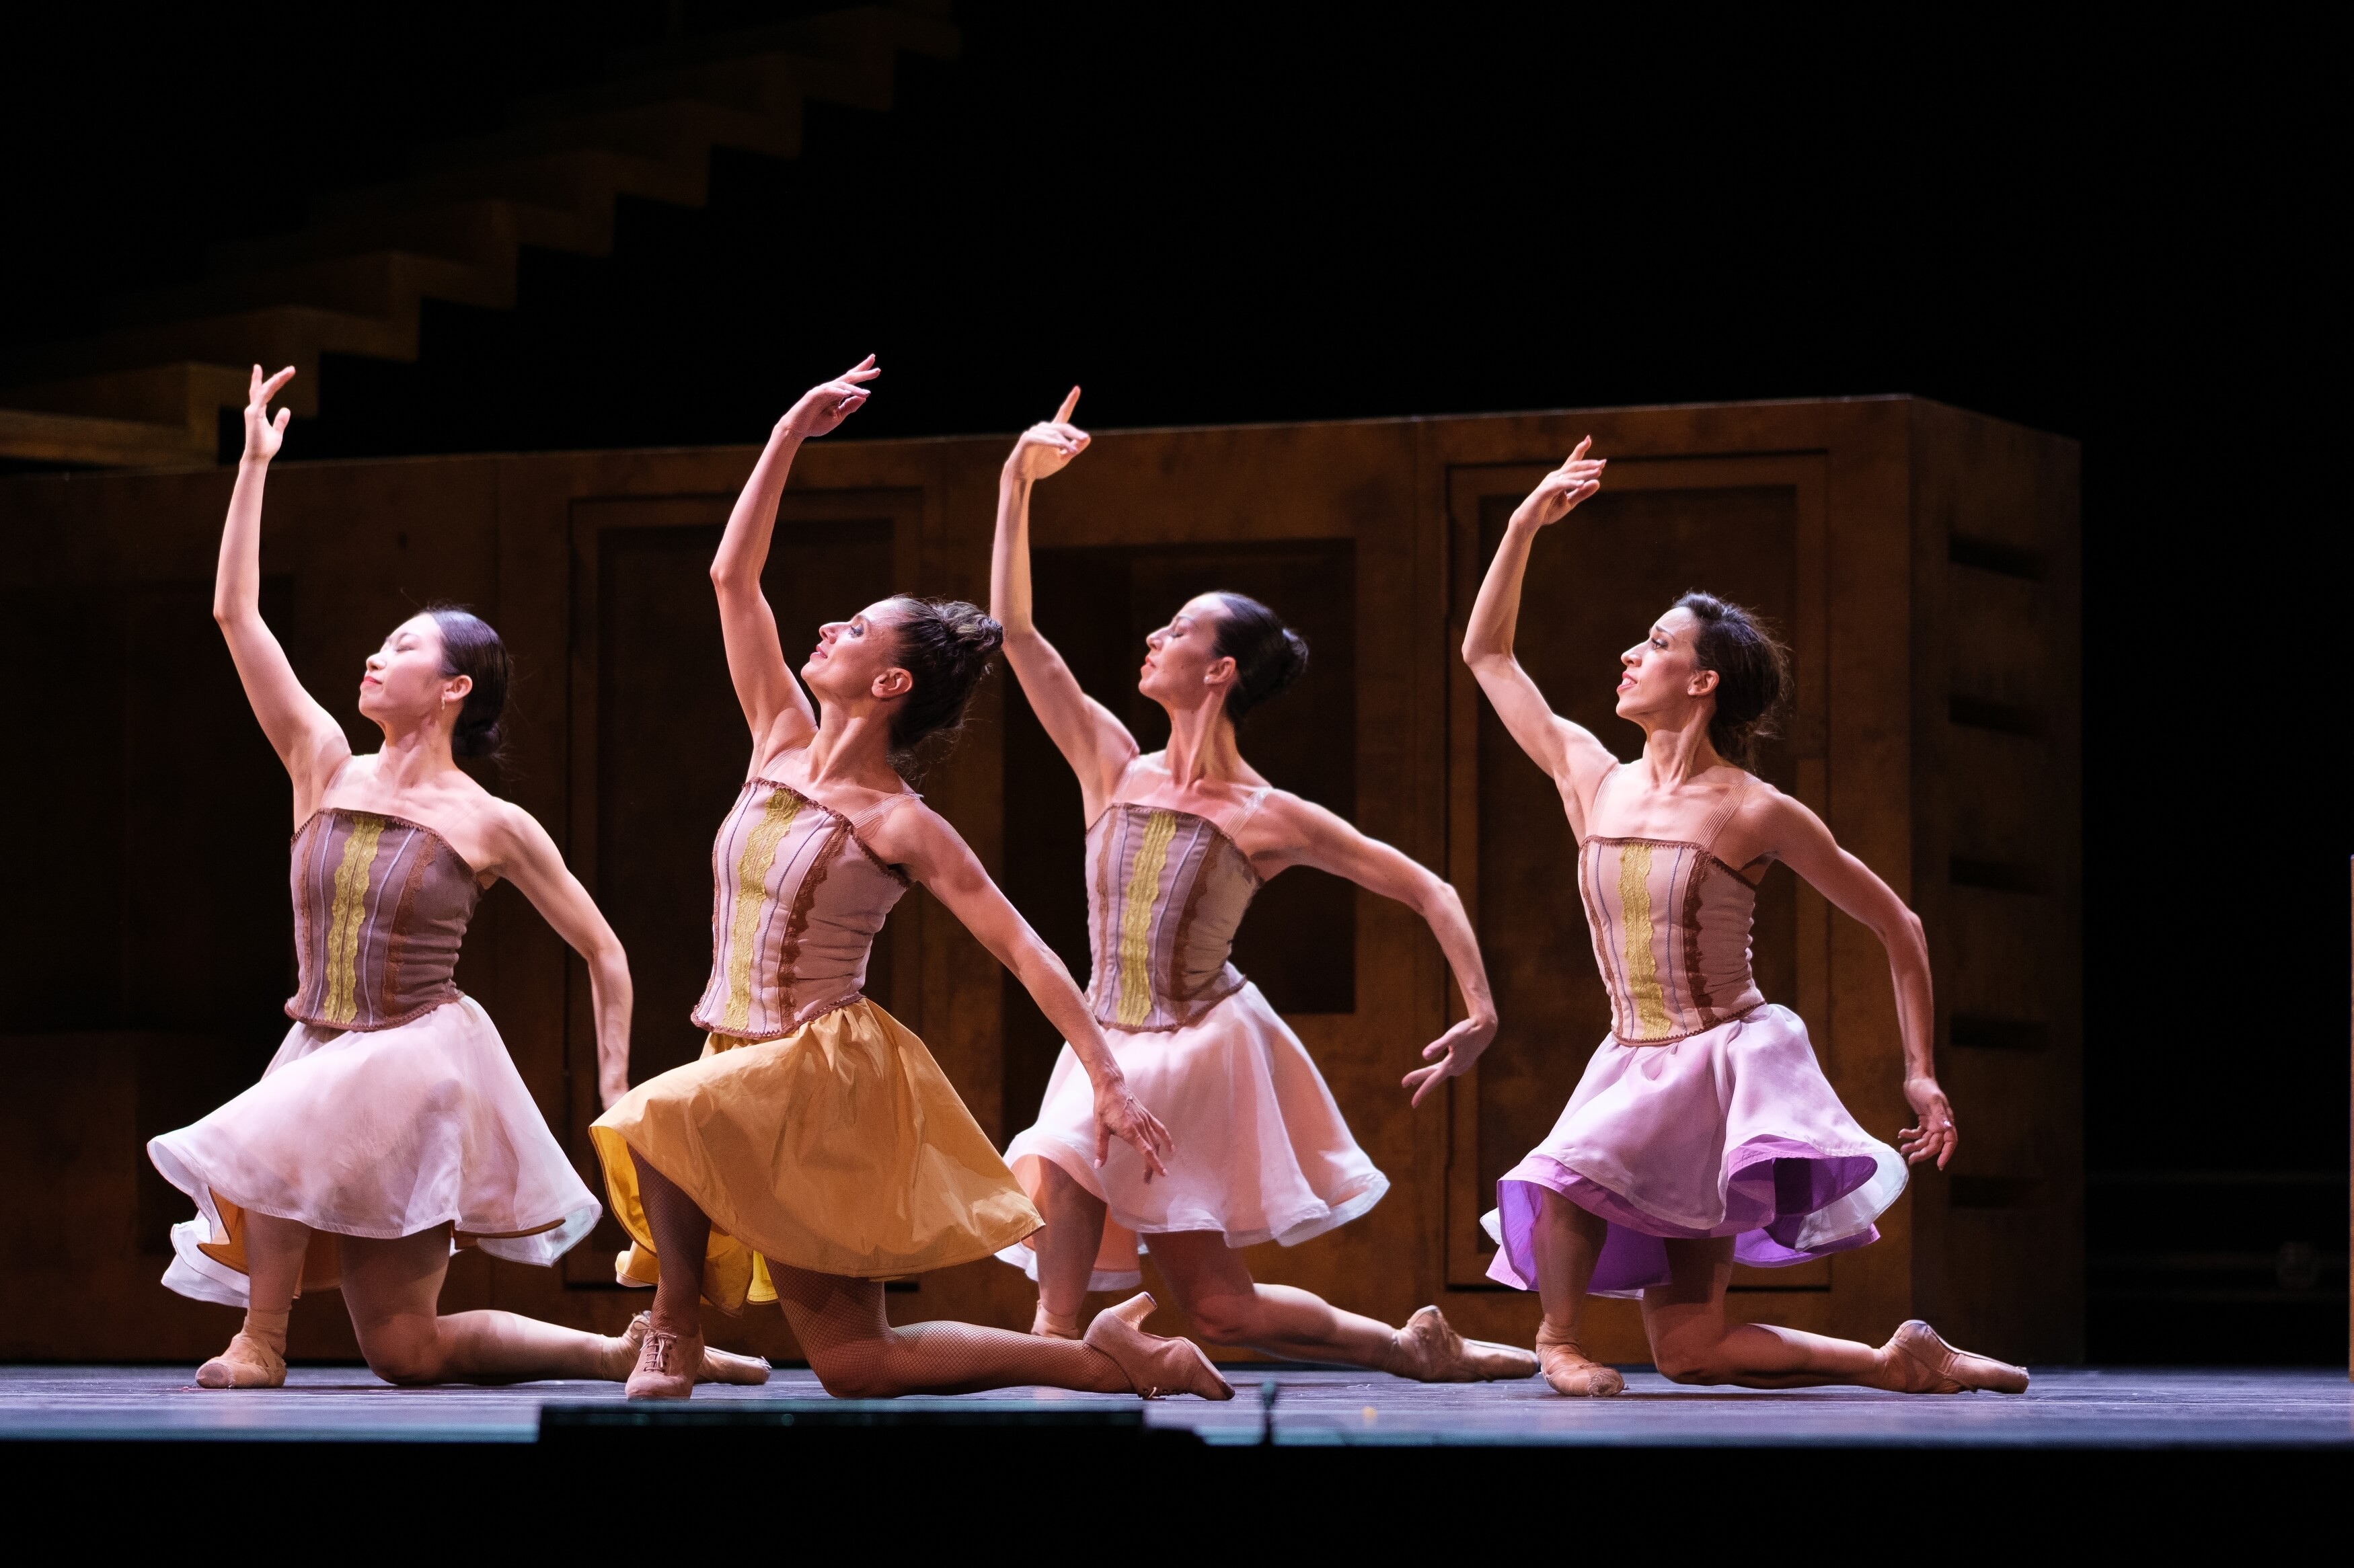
top-left (0, 4), bottom-right (956, 468)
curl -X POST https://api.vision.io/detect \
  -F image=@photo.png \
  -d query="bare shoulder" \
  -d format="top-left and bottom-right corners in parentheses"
top-left (465, 790), bottom-right (556, 875)
top-left (863, 793), bottom-right (966, 871)
top-left (1721, 773), bottom-right (1827, 864)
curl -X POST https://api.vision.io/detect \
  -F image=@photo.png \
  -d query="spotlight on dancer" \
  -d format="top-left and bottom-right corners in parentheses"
top-left (1461, 440), bottom-right (2028, 1397)
top-left (588, 359), bottom-right (1231, 1402)
top-left (987, 389), bottom-right (1533, 1382)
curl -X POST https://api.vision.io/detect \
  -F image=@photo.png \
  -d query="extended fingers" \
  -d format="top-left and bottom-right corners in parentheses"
top-left (841, 354), bottom-right (879, 383)
top-left (1054, 386), bottom-right (1082, 423)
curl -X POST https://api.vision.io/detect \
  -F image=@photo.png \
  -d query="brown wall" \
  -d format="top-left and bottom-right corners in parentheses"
top-left (0, 396), bottom-right (2082, 1364)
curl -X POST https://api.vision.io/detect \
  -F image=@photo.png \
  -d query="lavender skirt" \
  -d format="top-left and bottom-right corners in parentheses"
top-left (1482, 1003), bottom-right (1905, 1298)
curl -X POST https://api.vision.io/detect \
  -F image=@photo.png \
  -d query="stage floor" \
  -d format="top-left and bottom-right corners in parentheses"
top-left (3, 1365), bottom-right (2347, 1447)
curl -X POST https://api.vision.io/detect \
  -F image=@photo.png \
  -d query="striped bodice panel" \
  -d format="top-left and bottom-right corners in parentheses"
top-left (286, 809), bottom-right (478, 1031)
top-left (1082, 802), bottom-right (1262, 1032)
top-left (1576, 836), bottom-right (1765, 1045)
top-left (689, 780), bottom-right (909, 1042)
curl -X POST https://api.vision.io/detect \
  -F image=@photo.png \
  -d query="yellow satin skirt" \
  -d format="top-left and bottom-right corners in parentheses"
top-left (590, 997), bottom-right (1040, 1314)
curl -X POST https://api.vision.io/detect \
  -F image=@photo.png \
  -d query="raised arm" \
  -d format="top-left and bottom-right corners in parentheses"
top-left (1762, 791), bottom-right (1954, 1169)
top-left (1461, 441), bottom-right (1616, 828)
top-left (1251, 795), bottom-right (1499, 1107)
top-left (214, 365), bottom-right (350, 814)
top-left (991, 387), bottom-right (1138, 816)
top-left (712, 357), bottom-right (879, 752)
top-left (876, 803), bottom-right (1171, 1173)
top-left (484, 803), bottom-right (634, 1111)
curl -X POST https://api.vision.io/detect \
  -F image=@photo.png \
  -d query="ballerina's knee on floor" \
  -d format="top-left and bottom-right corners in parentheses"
top-left (985, 389), bottom-right (1532, 1385)
top-left (587, 361), bottom-right (1229, 1403)
top-left (1460, 446), bottom-right (2028, 1397)
top-left (157, 363), bottom-right (755, 1392)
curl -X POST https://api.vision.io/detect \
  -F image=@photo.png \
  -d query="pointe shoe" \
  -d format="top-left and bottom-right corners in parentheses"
top-left (1883, 1320), bottom-right (2030, 1395)
top-left (625, 1321), bottom-right (701, 1401)
top-left (1385, 1305), bottom-right (1540, 1382)
top-left (196, 1331), bottom-right (287, 1390)
top-left (1083, 1293), bottom-right (1235, 1401)
top-left (1533, 1323), bottom-right (1625, 1397)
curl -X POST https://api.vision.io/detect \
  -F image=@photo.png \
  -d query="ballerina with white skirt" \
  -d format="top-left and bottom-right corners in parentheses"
top-left (989, 391), bottom-right (1533, 1381)
top-left (1461, 439), bottom-right (2028, 1397)
top-left (149, 365), bottom-right (764, 1393)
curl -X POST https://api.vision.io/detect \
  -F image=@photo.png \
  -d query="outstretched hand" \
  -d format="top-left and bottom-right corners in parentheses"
top-left (1402, 1014), bottom-right (1498, 1107)
top-left (1899, 1075), bottom-right (1959, 1169)
top-left (1092, 1072), bottom-right (1174, 1179)
top-left (1511, 436), bottom-right (1606, 528)
top-left (779, 355), bottom-right (879, 439)
top-left (1005, 386), bottom-right (1090, 481)
top-left (243, 364), bottom-right (295, 462)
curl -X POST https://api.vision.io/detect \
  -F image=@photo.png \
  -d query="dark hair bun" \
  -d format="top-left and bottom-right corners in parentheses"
top-left (884, 597), bottom-right (1002, 773)
top-left (1210, 592), bottom-right (1309, 722)
top-left (424, 603), bottom-right (512, 763)
top-left (1673, 590), bottom-right (1789, 769)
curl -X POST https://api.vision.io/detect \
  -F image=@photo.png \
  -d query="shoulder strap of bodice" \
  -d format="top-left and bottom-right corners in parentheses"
top-left (1209, 783), bottom-right (1273, 844)
top-left (847, 791), bottom-right (918, 831)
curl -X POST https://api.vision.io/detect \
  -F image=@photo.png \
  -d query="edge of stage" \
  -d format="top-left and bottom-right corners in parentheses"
top-left (5, 1365), bottom-right (2346, 1450)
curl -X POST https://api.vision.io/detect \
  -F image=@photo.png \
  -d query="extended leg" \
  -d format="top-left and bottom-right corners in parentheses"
top-left (196, 1209), bottom-right (309, 1388)
top-left (1526, 1188), bottom-right (1625, 1395)
top-left (1640, 1237), bottom-right (2026, 1392)
top-left (338, 1225), bottom-right (638, 1385)
top-left (1143, 1229), bottom-right (1525, 1380)
top-left (766, 1259), bottom-right (1133, 1397)
top-left (1030, 1159), bottom-right (1110, 1337)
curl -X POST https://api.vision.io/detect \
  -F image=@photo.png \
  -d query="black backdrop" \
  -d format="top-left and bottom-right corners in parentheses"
top-left (3, 3), bottom-right (2340, 1354)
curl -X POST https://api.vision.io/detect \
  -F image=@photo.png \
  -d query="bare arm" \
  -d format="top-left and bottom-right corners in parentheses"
top-left (1764, 791), bottom-right (1954, 1169)
top-left (991, 388), bottom-right (1138, 817)
top-left (1461, 442), bottom-right (1616, 830)
top-left (876, 803), bottom-right (1172, 1173)
top-left (214, 365), bottom-right (349, 816)
top-left (1253, 796), bottom-right (1498, 1107)
top-left (712, 358), bottom-right (879, 754)
top-left (484, 804), bottom-right (634, 1111)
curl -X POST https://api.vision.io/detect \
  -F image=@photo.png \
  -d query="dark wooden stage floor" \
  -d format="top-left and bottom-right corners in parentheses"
top-left (4, 1366), bottom-right (2346, 1448)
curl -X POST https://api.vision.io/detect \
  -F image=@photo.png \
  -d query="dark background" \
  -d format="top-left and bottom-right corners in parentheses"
top-left (3, 3), bottom-right (2339, 1356)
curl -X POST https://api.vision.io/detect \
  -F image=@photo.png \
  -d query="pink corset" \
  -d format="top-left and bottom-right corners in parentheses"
top-left (689, 776), bottom-right (913, 1042)
top-left (1083, 755), bottom-right (1269, 1031)
top-left (1578, 767), bottom-right (1767, 1045)
top-left (285, 808), bottom-right (478, 1031)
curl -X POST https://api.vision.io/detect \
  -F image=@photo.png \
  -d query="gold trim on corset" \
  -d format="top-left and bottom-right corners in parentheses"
top-left (1615, 840), bottom-right (1674, 1040)
top-left (321, 814), bottom-right (387, 1024)
top-left (1112, 809), bottom-right (1179, 1028)
top-left (720, 789), bottom-right (803, 1033)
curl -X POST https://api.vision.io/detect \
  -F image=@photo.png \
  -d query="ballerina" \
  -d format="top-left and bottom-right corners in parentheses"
top-left (150, 365), bottom-right (763, 1391)
top-left (590, 359), bottom-right (1228, 1402)
top-left (1461, 438), bottom-right (2028, 1396)
top-left (987, 391), bottom-right (1533, 1381)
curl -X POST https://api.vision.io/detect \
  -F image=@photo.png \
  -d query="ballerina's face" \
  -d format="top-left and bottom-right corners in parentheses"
top-left (1614, 606), bottom-right (1717, 726)
top-left (802, 599), bottom-right (914, 708)
top-left (358, 614), bottom-right (469, 728)
top-left (1137, 594), bottom-right (1238, 709)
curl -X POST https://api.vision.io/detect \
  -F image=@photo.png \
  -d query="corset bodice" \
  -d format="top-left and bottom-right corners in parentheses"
top-left (286, 808), bottom-right (479, 1031)
top-left (1083, 757), bottom-right (1268, 1031)
top-left (1577, 767), bottom-right (1766, 1044)
top-left (691, 777), bottom-right (912, 1042)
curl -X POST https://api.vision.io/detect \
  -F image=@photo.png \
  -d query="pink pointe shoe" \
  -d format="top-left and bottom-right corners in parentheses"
top-left (195, 1331), bottom-right (287, 1390)
top-left (1533, 1323), bottom-right (1625, 1397)
top-left (1385, 1305), bottom-right (1540, 1382)
top-left (1883, 1320), bottom-right (2030, 1395)
top-left (1083, 1293), bottom-right (1235, 1401)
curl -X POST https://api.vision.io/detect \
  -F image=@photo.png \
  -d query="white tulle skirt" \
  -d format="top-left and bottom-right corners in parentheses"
top-left (997, 982), bottom-right (1388, 1291)
top-left (147, 997), bottom-right (601, 1306)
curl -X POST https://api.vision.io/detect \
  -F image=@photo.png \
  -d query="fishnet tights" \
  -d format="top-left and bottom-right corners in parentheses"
top-left (630, 1148), bottom-right (1127, 1398)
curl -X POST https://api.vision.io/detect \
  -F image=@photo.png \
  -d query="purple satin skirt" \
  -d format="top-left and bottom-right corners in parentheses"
top-left (1483, 1003), bottom-right (1906, 1298)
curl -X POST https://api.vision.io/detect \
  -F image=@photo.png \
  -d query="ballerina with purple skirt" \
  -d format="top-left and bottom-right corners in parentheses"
top-left (1462, 440), bottom-right (2029, 1397)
